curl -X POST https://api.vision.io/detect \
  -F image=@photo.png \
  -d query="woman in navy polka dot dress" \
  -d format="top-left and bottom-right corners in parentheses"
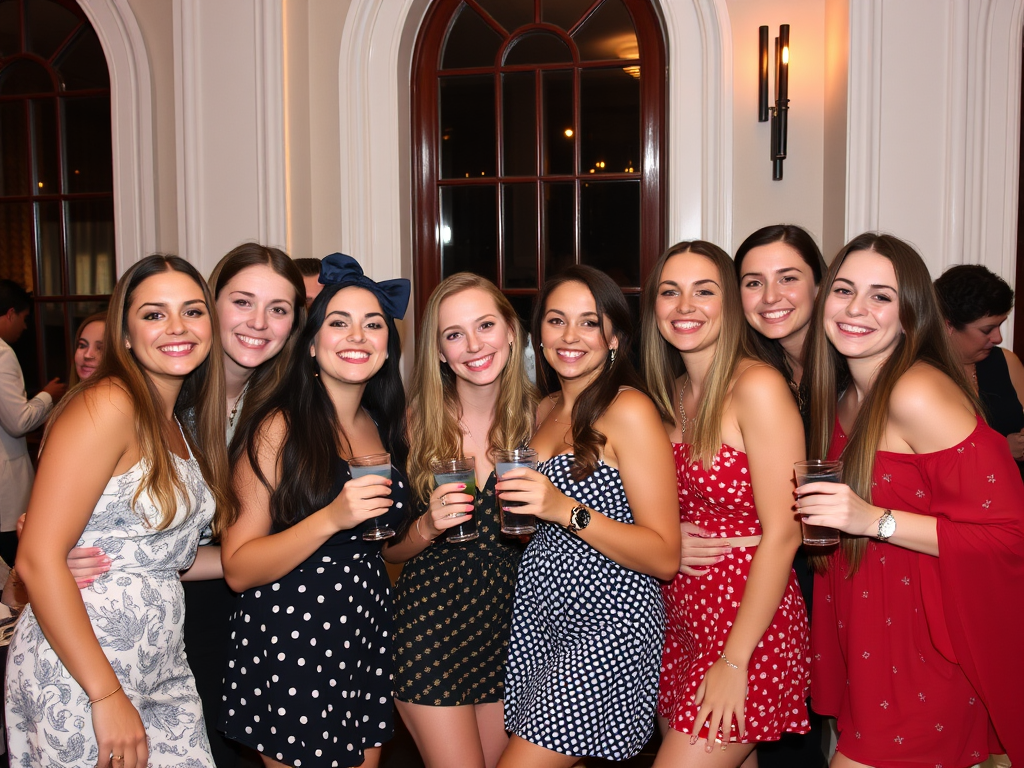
top-left (496, 266), bottom-right (681, 766)
top-left (219, 255), bottom-right (411, 768)
top-left (641, 241), bottom-right (810, 766)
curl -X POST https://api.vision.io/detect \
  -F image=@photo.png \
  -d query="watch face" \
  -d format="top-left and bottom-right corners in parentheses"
top-left (575, 506), bottom-right (591, 529)
top-left (879, 514), bottom-right (896, 539)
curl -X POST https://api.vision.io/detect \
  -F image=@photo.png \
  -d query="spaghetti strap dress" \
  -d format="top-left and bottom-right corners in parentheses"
top-left (659, 443), bottom-right (811, 742)
top-left (504, 454), bottom-right (665, 761)
top-left (5, 447), bottom-right (215, 767)
top-left (812, 417), bottom-right (1024, 767)
top-left (392, 473), bottom-right (523, 705)
top-left (219, 458), bottom-right (409, 768)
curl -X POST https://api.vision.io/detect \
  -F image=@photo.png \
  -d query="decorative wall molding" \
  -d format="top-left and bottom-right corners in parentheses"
top-left (255, 0), bottom-right (287, 247)
top-left (845, 0), bottom-right (883, 237)
top-left (76, 0), bottom-right (157, 270)
top-left (172, 0), bottom-right (201, 264)
top-left (337, 0), bottom-right (731, 276)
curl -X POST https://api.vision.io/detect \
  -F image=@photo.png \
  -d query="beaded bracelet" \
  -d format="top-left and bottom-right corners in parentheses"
top-left (719, 653), bottom-right (740, 670)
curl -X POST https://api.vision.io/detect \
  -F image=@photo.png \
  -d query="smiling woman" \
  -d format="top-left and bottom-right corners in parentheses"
top-left (5, 255), bottom-right (232, 768)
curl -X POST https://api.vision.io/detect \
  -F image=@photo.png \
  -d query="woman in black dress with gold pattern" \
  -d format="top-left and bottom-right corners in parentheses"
top-left (384, 274), bottom-right (537, 768)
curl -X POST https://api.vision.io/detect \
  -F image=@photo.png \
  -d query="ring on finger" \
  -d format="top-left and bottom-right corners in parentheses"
top-left (440, 494), bottom-right (448, 507)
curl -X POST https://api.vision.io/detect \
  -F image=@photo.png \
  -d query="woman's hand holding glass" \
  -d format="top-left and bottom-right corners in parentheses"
top-left (794, 480), bottom-right (880, 537)
top-left (421, 482), bottom-right (475, 537)
top-left (325, 474), bottom-right (393, 531)
top-left (495, 467), bottom-right (571, 525)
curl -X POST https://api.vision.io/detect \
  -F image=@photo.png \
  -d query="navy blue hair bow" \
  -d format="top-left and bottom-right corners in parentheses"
top-left (318, 252), bottom-right (411, 320)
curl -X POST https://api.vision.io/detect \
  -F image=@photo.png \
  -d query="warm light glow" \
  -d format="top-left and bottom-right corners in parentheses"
top-left (782, 46), bottom-right (789, 65)
top-left (564, 128), bottom-right (574, 138)
top-left (622, 65), bottom-right (641, 79)
top-left (37, 182), bottom-right (43, 188)
top-left (597, 161), bottom-right (605, 169)
top-left (441, 225), bottom-right (452, 244)
top-left (589, 169), bottom-right (595, 174)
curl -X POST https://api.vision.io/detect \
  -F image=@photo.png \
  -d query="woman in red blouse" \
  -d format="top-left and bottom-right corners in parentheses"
top-left (799, 233), bottom-right (1023, 767)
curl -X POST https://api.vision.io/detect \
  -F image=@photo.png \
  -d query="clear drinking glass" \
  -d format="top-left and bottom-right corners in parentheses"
top-left (794, 459), bottom-right (843, 546)
top-left (494, 448), bottom-right (538, 535)
top-left (429, 456), bottom-right (479, 543)
top-left (349, 453), bottom-right (395, 541)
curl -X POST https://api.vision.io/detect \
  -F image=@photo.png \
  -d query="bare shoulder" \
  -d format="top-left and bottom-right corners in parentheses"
top-left (604, 387), bottom-right (663, 429)
top-left (256, 409), bottom-right (288, 445)
top-left (535, 393), bottom-right (556, 423)
top-left (732, 360), bottom-right (794, 406)
top-left (889, 363), bottom-right (976, 450)
top-left (57, 378), bottom-right (134, 434)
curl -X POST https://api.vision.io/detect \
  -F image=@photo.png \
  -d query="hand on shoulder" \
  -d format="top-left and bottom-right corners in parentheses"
top-left (888, 363), bottom-right (977, 453)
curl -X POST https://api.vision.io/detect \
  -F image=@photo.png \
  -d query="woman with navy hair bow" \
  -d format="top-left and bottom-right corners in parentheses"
top-left (219, 254), bottom-right (411, 768)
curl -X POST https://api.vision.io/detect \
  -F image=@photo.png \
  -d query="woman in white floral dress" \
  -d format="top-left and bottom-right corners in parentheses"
top-left (5, 255), bottom-right (233, 768)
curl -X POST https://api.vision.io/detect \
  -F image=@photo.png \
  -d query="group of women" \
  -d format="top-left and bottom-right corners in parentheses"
top-left (4, 226), bottom-right (1023, 768)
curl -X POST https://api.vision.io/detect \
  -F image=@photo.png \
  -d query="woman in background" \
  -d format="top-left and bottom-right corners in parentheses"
top-left (497, 265), bottom-right (679, 767)
top-left (6, 255), bottom-right (232, 767)
top-left (386, 273), bottom-right (536, 768)
top-left (185, 243), bottom-right (306, 767)
top-left (934, 264), bottom-right (1024, 478)
top-left (644, 241), bottom-right (809, 766)
top-left (69, 312), bottom-right (106, 386)
top-left (802, 233), bottom-right (1023, 766)
top-left (220, 254), bottom-right (410, 768)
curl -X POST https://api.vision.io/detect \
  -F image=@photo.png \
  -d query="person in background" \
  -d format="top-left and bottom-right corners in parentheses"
top-left (0, 279), bottom-right (65, 566)
top-left (643, 241), bottom-right (809, 767)
top-left (69, 312), bottom-right (106, 386)
top-left (934, 264), bottom-right (1024, 478)
top-left (803, 233), bottom-right (1023, 766)
top-left (386, 273), bottom-right (536, 768)
top-left (187, 242), bottom-right (306, 768)
top-left (6, 255), bottom-right (233, 768)
top-left (294, 257), bottom-right (324, 308)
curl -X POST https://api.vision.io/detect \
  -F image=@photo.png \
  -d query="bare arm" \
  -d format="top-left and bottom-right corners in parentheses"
top-left (692, 365), bottom-right (805, 745)
top-left (180, 545), bottom-right (224, 581)
top-left (798, 364), bottom-right (977, 556)
top-left (381, 482), bottom-right (474, 563)
top-left (497, 390), bottom-right (680, 580)
top-left (16, 383), bottom-right (148, 767)
top-left (1001, 348), bottom-right (1024, 461)
top-left (220, 414), bottom-right (393, 592)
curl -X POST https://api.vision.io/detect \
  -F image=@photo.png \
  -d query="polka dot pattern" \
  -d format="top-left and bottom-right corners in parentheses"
top-left (504, 455), bottom-right (665, 761)
top-left (659, 443), bottom-right (811, 742)
top-left (393, 473), bottom-right (523, 705)
top-left (219, 459), bottom-right (408, 768)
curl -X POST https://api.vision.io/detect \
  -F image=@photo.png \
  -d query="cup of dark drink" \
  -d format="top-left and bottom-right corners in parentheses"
top-left (794, 459), bottom-right (843, 546)
top-left (430, 457), bottom-right (478, 543)
top-left (495, 448), bottom-right (538, 535)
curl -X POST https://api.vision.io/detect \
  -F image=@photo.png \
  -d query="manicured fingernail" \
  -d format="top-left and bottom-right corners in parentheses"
top-left (716, 557), bottom-right (725, 563)
top-left (689, 736), bottom-right (698, 746)
top-left (458, 483), bottom-right (466, 489)
top-left (705, 744), bottom-right (713, 753)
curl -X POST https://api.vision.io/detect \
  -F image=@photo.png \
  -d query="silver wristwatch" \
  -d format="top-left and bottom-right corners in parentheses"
top-left (876, 509), bottom-right (896, 541)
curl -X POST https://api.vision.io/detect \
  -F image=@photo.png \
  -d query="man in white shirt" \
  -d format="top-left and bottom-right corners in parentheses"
top-left (0, 280), bottom-right (66, 565)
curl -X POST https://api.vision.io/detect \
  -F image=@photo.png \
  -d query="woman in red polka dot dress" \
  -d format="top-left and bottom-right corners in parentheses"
top-left (641, 241), bottom-right (811, 766)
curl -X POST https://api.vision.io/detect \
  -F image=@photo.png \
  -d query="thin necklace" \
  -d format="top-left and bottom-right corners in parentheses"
top-left (677, 375), bottom-right (690, 435)
top-left (228, 380), bottom-right (250, 427)
top-left (967, 363), bottom-right (978, 390)
top-left (548, 393), bottom-right (571, 426)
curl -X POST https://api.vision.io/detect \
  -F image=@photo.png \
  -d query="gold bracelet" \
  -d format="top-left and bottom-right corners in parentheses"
top-left (415, 516), bottom-right (434, 544)
top-left (88, 684), bottom-right (122, 706)
top-left (719, 653), bottom-right (740, 670)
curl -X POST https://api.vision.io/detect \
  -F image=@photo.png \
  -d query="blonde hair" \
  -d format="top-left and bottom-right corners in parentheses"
top-left (640, 241), bottom-right (759, 467)
top-left (407, 274), bottom-right (538, 502)
top-left (48, 256), bottom-right (235, 532)
top-left (806, 233), bottom-right (980, 573)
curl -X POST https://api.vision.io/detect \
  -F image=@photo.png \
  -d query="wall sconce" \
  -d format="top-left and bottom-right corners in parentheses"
top-left (759, 24), bottom-right (789, 180)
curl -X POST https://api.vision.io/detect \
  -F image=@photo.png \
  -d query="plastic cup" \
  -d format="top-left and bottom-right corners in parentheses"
top-left (349, 453), bottom-right (395, 541)
top-left (794, 459), bottom-right (843, 546)
top-left (429, 456), bottom-right (478, 543)
top-left (495, 448), bottom-right (538, 535)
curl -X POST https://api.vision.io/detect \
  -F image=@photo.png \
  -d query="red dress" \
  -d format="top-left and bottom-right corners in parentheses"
top-left (659, 443), bottom-right (811, 742)
top-left (813, 417), bottom-right (1024, 767)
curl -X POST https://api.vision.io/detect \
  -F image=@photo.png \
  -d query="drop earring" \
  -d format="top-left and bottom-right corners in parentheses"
top-left (610, 349), bottom-right (617, 364)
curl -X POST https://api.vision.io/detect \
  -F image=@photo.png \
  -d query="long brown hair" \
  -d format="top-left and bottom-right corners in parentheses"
top-left (533, 265), bottom-right (648, 480)
top-left (640, 241), bottom-right (758, 467)
top-left (68, 311), bottom-right (107, 387)
top-left (408, 274), bottom-right (537, 502)
top-left (47, 255), bottom-right (235, 531)
top-left (208, 243), bottom-right (306, 459)
top-left (806, 233), bottom-right (980, 572)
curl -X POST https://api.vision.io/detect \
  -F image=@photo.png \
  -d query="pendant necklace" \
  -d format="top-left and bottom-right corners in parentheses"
top-left (677, 375), bottom-right (690, 435)
top-left (228, 380), bottom-right (250, 428)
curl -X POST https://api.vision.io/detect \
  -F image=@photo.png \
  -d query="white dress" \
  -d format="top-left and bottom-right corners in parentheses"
top-left (5, 445), bottom-right (215, 767)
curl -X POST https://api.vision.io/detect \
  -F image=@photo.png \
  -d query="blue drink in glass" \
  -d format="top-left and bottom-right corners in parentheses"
top-left (430, 457), bottom-right (478, 543)
top-left (495, 448), bottom-right (537, 535)
top-left (349, 453), bottom-right (395, 541)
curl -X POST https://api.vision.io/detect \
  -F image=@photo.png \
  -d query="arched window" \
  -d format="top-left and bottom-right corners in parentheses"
top-left (412, 0), bottom-right (666, 322)
top-left (0, 0), bottom-right (113, 388)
